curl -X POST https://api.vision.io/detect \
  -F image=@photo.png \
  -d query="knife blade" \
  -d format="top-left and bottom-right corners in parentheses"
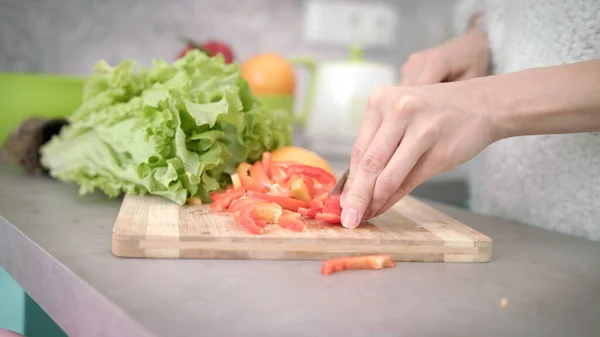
top-left (329, 168), bottom-right (350, 196)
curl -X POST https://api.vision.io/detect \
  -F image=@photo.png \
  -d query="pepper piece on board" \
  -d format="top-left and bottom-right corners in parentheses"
top-left (210, 187), bottom-right (246, 212)
top-left (290, 175), bottom-right (312, 202)
top-left (238, 202), bottom-right (283, 234)
top-left (285, 165), bottom-right (336, 186)
top-left (246, 191), bottom-right (309, 212)
top-left (315, 212), bottom-right (341, 224)
top-left (298, 207), bottom-right (318, 218)
top-left (250, 161), bottom-right (272, 188)
top-left (236, 162), bottom-right (266, 192)
top-left (228, 197), bottom-right (263, 213)
top-left (321, 254), bottom-right (396, 275)
top-left (262, 151), bottom-right (272, 174)
top-left (277, 211), bottom-right (305, 232)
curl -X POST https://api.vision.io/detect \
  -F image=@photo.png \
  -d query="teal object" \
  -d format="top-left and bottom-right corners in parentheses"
top-left (0, 268), bottom-right (24, 334)
top-left (24, 296), bottom-right (67, 337)
top-left (0, 72), bottom-right (84, 143)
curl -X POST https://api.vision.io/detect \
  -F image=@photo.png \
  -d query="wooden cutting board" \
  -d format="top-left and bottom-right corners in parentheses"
top-left (112, 194), bottom-right (492, 262)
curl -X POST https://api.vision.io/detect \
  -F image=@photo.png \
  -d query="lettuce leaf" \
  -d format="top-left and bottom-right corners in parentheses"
top-left (39, 50), bottom-right (292, 205)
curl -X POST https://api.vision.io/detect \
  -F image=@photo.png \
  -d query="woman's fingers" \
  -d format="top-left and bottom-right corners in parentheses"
top-left (365, 125), bottom-right (433, 219)
top-left (400, 52), bottom-right (447, 87)
top-left (340, 95), bottom-right (417, 229)
top-left (372, 150), bottom-right (442, 218)
top-left (341, 87), bottom-right (391, 208)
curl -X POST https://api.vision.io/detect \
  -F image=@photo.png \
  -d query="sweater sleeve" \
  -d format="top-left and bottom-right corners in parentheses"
top-left (452, 0), bottom-right (487, 35)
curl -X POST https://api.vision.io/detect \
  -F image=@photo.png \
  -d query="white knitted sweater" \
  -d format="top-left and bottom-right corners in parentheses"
top-left (453, 0), bottom-right (600, 241)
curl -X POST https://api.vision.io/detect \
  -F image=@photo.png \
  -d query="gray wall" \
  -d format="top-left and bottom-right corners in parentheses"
top-left (0, 0), bottom-right (457, 75)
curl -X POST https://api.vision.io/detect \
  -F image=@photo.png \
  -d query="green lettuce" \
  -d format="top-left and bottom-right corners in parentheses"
top-left (40, 50), bottom-right (292, 205)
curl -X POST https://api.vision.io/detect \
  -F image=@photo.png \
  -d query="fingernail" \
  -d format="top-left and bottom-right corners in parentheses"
top-left (341, 208), bottom-right (359, 229)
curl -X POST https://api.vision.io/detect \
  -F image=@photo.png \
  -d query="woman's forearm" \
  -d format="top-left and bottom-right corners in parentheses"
top-left (475, 59), bottom-right (600, 139)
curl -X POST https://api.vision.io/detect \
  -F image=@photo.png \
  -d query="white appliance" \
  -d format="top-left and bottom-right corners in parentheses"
top-left (293, 45), bottom-right (397, 157)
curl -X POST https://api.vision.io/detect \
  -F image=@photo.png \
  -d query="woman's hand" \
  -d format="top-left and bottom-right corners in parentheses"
top-left (339, 81), bottom-right (499, 229)
top-left (400, 20), bottom-right (490, 86)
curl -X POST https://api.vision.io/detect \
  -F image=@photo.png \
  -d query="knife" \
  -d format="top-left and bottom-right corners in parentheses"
top-left (329, 168), bottom-right (350, 196)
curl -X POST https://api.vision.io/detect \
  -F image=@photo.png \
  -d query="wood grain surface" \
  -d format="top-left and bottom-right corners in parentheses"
top-left (112, 194), bottom-right (492, 262)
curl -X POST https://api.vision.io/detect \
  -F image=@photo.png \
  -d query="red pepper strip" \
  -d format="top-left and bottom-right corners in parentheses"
top-left (308, 200), bottom-right (324, 210)
top-left (250, 161), bottom-right (272, 188)
top-left (321, 206), bottom-right (342, 216)
top-left (210, 187), bottom-right (246, 212)
top-left (267, 183), bottom-right (293, 197)
top-left (321, 254), bottom-right (396, 275)
top-left (315, 212), bottom-right (341, 224)
top-left (228, 197), bottom-right (264, 213)
top-left (246, 191), bottom-right (309, 212)
top-left (238, 202), bottom-right (283, 234)
top-left (303, 176), bottom-right (316, 198)
top-left (238, 206), bottom-right (265, 234)
top-left (298, 207), bottom-right (319, 218)
top-left (269, 163), bottom-right (288, 184)
top-left (324, 195), bottom-right (342, 210)
top-left (236, 162), bottom-right (266, 192)
top-left (285, 165), bottom-right (336, 185)
top-left (262, 151), bottom-right (272, 175)
top-left (209, 184), bottom-right (234, 202)
top-left (278, 211), bottom-right (305, 232)
top-left (312, 192), bottom-right (329, 203)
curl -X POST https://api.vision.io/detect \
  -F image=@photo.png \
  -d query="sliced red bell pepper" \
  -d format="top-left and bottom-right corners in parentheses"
top-left (315, 212), bottom-right (341, 224)
top-left (210, 187), bottom-right (246, 212)
top-left (269, 162), bottom-right (288, 184)
top-left (267, 183), bottom-right (293, 197)
top-left (321, 254), bottom-right (396, 275)
top-left (321, 207), bottom-right (342, 216)
top-left (312, 192), bottom-right (329, 203)
top-left (308, 199), bottom-right (324, 210)
top-left (278, 211), bottom-right (305, 232)
top-left (250, 161), bottom-right (272, 188)
top-left (246, 191), bottom-right (309, 212)
top-left (261, 151), bottom-right (272, 174)
top-left (236, 162), bottom-right (266, 192)
top-left (324, 195), bottom-right (342, 210)
top-left (290, 176), bottom-right (311, 201)
top-left (228, 197), bottom-right (263, 213)
top-left (298, 207), bottom-right (319, 218)
top-left (238, 202), bottom-right (283, 235)
top-left (285, 165), bottom-right (336, 186)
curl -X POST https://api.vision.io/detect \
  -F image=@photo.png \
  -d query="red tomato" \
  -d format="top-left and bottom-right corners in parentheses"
top-left (315, 212), bottom-right (341, 224)
top-left (236, 162), bottom-right (266, 192)
top-left (277, 211), bottom-right (305, 232)
top-left (321, 254), bottom-right (396, 275)
top-left (246, 191), bottom-right (309, 212)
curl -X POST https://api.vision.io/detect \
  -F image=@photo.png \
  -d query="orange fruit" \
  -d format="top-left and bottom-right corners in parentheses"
top-left (270, 147), bottom-right (333, 174)
top-left (241, 53), bottom-right (295, 95)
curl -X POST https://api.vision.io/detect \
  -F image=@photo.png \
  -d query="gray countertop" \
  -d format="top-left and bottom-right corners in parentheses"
top-left (1, 162), bottom-right (600, 337)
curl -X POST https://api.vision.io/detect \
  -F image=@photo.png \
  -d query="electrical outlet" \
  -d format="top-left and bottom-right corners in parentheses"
top-left (302, 0), bottom-right (398, 48)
